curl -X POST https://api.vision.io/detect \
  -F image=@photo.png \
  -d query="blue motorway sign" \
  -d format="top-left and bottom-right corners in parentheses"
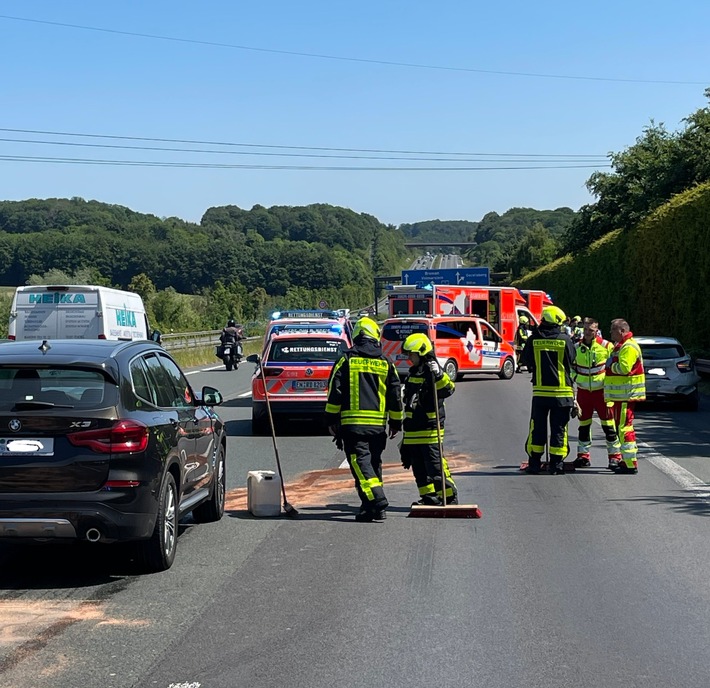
top-left (401, 267), bottom-right (490, 288)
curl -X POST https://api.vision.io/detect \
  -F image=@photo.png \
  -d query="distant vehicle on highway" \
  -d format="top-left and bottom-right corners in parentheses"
top-left (0, 339), bottom-right (226, 572)
top-left (8, 284), bottom-right (156, 342)
top-left (636, 336), bottom-right (700, 411)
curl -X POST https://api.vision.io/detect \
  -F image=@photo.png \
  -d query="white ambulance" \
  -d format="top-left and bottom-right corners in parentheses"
top-left (8, 285), bottom-right (151, 341)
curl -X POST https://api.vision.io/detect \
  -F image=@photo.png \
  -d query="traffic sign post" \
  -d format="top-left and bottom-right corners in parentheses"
top-left (401, 267), bottom-right (490, 288)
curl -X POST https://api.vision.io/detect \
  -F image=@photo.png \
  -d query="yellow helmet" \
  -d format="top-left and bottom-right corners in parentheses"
top-left (519, 315), bottom-right (529, 324)
top-left (352, 317), bottom-right (381, 341)
top-left (402, 332), bottom-right (433, 356)
top-left (542, 305), bottom-right (566, 325)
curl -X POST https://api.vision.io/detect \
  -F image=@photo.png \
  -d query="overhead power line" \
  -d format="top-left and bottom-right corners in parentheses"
top-left (0, 127), bottom-right (609, 160)
top-left (0, 14), bottom-right (704, 86)
top-left (0, 136), bottom-right (606, 164)
top-left (0, 153), bottom-right (611, 171)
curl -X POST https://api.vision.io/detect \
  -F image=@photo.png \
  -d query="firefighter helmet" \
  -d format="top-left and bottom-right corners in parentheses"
top-left (353, 317), bottom-right (381, 341)
top-left (402, 332), bottom-right (433, 356)
top-left (519, 315), bottom-right (529, 325)
top-left (541, 305), bottom-right (566, 325)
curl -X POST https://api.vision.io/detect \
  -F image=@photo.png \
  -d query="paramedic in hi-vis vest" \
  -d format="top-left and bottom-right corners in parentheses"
top-left (520, 306), bottom-right (576, 474)
top-left (572, 317), bottom-right (622, 469)
top-left (604, 319), bottom-right (646, 474)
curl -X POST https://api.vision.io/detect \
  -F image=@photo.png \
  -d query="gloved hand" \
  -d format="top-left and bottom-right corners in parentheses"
top-left (388, 420), bottom-right (401, 439)
top-left (570, 402), bottom-right (579, 419)
top-left (427, 360), bottom-right (442, 377)
top-left (328, 425), bottom-right (338, 437)
top-left (331, 435), bottom-right (344, 451)
top-left (401, 456), bottom-right (411, 470)
top-left (400, 446), bottom-right (411, 470)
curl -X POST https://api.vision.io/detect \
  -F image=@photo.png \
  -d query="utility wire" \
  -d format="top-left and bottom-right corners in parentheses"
top-left (0, 127), bottom-right (609, 159)
top-left (0, 137), bottom-right (606, 164)
top-left (0, 14), bottom-right (704, 86)
top-left (0, 153), bottom-right (611, 171)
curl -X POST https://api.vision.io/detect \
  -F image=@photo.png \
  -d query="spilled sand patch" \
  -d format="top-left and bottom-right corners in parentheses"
top-left (0, 600), bottom-right (149, 674)
top-left (225, 452), bottom-right (477, 511)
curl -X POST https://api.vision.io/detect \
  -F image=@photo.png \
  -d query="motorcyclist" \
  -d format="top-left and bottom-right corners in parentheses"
top-left (219, 319), bottom-right (244, 369)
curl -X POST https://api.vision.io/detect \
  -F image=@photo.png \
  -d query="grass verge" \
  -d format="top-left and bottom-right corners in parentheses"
top-left (170, 339), bottom-right (263, 370)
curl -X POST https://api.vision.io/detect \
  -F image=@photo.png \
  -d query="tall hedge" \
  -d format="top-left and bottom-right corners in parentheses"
top-left (514, 182), bottom-right (710, 352)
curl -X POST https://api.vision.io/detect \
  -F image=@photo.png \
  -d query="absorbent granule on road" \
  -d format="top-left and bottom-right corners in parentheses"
top-left (224, 453), bottom-right (478, 511)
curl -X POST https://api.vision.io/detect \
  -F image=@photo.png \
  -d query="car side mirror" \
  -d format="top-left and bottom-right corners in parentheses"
top-left (246, 354), bottom-right (261, 364)
top-left (150, 329), bottom-right (162, 343)
top-left (201, 385), bottom-right (223, 406)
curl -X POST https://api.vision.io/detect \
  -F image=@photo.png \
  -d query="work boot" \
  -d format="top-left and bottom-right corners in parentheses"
top-left (550, 461), bottom-right (565, 475)
top-left (573, 455), bottom-right (592, 468)
top-left (355, 509), bottom-right (375, 522)
top-left (614, 463), bottom-right (638, 475)
top-left (413, 496), bottom-right (443, 506)
top-left (524, 466), bottom-right (540, 475)
top-left (447, 496), bottom-right (459, 505)
top-left (373, 509), bottom-right (386, 521)
top-left (608, 456), bottom-right (621, 471)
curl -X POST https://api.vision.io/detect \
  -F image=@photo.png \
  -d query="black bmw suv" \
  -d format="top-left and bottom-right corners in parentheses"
top-left (0, 339), bottom-right (226, 572)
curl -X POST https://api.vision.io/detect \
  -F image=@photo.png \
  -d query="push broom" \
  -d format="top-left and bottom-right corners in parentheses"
top-left (259, 360), bottom-right (299, 518)
top-left (408, 367), bottom-right (482, 519)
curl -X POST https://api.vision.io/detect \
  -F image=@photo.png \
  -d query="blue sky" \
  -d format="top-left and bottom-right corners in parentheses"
top-left (1, 1), bottom-right (708, 226)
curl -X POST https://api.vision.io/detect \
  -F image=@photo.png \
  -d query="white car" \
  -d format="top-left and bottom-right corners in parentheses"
top-left (636, 336), bottom-right (700, 411)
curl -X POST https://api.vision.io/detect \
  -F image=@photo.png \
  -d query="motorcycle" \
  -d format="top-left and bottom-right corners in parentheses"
top-left (216, 340), bottom-right (243, 371)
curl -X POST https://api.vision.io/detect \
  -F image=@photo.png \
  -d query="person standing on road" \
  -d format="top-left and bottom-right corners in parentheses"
top-left (515, 315), bottom-right (532, 373)
top-left (572, 317), bottom-right (622, 468)
top-left (400, 333), bottom-right (458, 505)
top-left (604, 319), bottom-right (646, 474)
top-left (520, 305), bottom-right (576, 475)
top-left (325, 317), bottom-right (403, 522)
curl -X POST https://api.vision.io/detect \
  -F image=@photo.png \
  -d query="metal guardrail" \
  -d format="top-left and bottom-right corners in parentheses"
top-left (160, 330), bottom-right (260, 352)
top-left (696, 358), bottom-right (710, 376)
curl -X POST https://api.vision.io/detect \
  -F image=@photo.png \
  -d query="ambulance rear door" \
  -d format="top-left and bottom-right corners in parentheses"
top-left (478, 319), bottom-right (506, 371)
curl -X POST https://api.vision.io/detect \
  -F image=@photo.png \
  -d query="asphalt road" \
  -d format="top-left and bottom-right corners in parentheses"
top-left (1, 363), bottom-right (709, 688)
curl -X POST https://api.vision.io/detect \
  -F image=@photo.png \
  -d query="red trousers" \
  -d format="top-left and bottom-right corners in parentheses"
top-left (576, 388), bottom-right (620, 457)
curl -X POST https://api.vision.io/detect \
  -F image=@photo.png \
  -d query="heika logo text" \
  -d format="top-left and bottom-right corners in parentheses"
top-left (115, 306), bottom-right (137, 328)
top-left (29, 293), bottom-right (86, 304)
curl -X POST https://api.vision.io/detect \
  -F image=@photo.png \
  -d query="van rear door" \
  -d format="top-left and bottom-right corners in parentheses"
top-left (12, 287), bottom-right (100, 341)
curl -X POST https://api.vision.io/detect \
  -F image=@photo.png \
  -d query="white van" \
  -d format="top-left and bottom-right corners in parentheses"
top-left (8, 285), bottom-right (151, 341)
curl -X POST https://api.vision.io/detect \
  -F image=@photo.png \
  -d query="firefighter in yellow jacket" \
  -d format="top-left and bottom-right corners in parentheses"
top-left (604, 319), bottom-right (645, 474)
top-left (572, 317), bottom-right (622, 468)
top-left (399, 333), bottom-right (457, 505)
top-left (325, 317), bottom-right (403, 521)
top-left (520, 305), bottom-right (576, 474)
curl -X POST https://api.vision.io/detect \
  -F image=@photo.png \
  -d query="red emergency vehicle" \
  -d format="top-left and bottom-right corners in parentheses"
top-left (387, 285), bottom-right (535, 347)
top-left (519, 289), bottom-right (553, 323)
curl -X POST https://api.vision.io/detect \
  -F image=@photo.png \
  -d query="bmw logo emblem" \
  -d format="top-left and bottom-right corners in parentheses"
top-left (305, 368), bottom-right (314, 376)
top-left (8, 419), bottom-right (22, 432)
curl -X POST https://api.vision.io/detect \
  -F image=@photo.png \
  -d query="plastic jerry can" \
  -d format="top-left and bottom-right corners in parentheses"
top-left (247, 470), bottom-right (282, 517)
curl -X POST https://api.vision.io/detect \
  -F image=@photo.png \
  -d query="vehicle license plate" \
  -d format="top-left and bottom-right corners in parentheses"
top-left (293, 380), bottom-right (326, 390)
top-left (0, 438), bottom-right (55, 456)
top-left (646, 368), bottom-right (665, 376)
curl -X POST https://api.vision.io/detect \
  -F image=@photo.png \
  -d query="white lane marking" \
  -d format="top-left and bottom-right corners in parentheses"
top-left (591, 418), bottom-right (710, 499)
top-left (640, 441), bottom-right (710, 498)
top-left (238, 391), bottom-right (252, 398)
top-left (185, 365), bottom-right (225, 375)
top-left (339, 458), bottom-right (349, 469)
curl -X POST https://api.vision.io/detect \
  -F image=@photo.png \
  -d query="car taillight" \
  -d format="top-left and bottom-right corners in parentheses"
top-left (263, 367), bottom-right (284, 377)
top-left (8, 334), bottom-right (15, 340)
top-left (677, 360), bottom-right (693, 372)
top-left (68, 420), bottom-right (149, 454)
top-left (98, 334), bottom-right (107, 340)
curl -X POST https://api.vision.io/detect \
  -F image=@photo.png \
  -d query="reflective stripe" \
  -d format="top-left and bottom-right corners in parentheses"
top-left (532, 338), bottom-right (573, 397)
top-left (348, 453), bottom-right (382, 502)
top-left (403, 429), bottom-right (444, 445)
top-left (605, 340), bottom-right (646, 401)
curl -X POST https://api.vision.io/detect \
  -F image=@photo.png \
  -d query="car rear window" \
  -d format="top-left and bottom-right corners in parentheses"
top-left (268, 338), bottom-right (345, 363)
top-left (639, 344), bottom-right (685, 360)
top-left (381, 321), bottom-right (428, 341)
top-left (0, 367), bottom-right (117, 410)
